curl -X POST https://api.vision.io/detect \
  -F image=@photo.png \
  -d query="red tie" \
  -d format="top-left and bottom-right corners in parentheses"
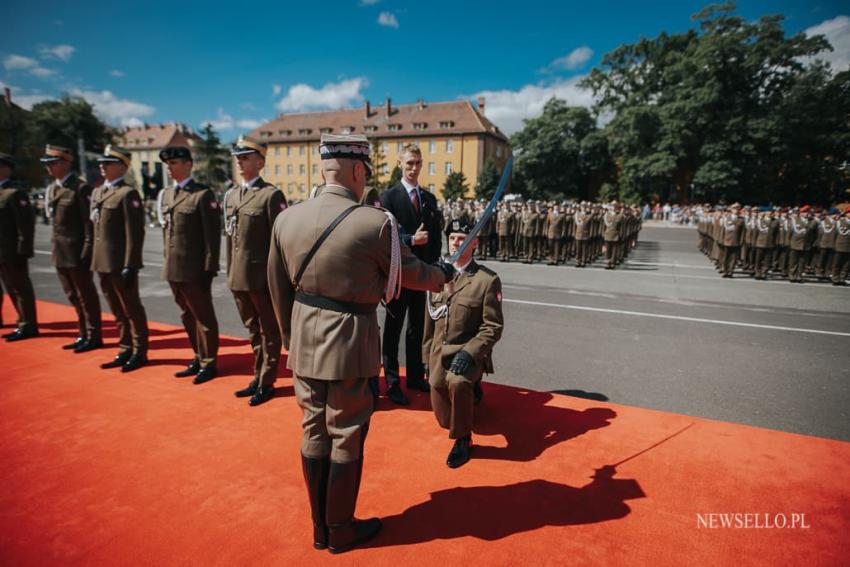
top-left (410, 188), bottom-right (420, 214)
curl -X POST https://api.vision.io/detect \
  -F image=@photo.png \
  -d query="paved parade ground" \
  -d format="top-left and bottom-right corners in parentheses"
top-left (20, 221), bottom-right (850, 441)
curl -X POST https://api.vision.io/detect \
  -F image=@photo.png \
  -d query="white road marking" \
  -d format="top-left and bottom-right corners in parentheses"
top-left (504, 298), bottom-right (850, 337)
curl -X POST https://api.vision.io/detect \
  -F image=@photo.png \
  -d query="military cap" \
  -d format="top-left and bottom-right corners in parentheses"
top-left (97, 145), bottom-right (132, 167)
top-left (0, 152), bottom-right (14, 168)
top-left (844, 206), bottom-right (850, 214)
top-left (449, 218), bottom-right (473, 235)
top-left (800, 205), bottom-right (810, 212)
top-left (319, 133), bottom-right (372, 174)
top-left (231, 135), bottom-right (267, 157)
top-left (159, 145), bottom-right (192, 162)
top-left (40, 144), bottom-right (74, 163)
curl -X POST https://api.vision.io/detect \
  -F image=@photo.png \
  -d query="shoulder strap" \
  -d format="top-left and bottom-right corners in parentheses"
top-left (293, 205), bottom-right (362, 289)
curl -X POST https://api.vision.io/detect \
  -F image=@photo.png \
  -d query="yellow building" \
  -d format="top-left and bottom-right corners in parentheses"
top-left (242, 97), bottom-right (511, 201)
top-left (120, 123), bottom-right (201, 198)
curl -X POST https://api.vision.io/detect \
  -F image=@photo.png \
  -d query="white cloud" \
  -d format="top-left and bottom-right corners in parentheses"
top-left (272, 84), bottom-right (282, 96)
top-left (69, 88), bottom-right (156, 127)
top-left (39, 44), bottom-right (75, 62)
top-left (471, 76), bottom-right (595, 135)
top-left (550, 46), bottom-right (594, 71)
top-left (203, 108), bottom-right (265, 131)
top-left (0, 81), bottom-right (52, 110)
top-left (110, 69), bottom-right (126, 77)
top-left (804, 15), bottom-right (850, 73)
top-left (4, 54), bottom-right (38, 70)
top-left (276, 77), bottom-right (368, 112)
top-left (30, 67), bottom-right (57, 78)
top-left (377, 11), bottom-right (399, 28)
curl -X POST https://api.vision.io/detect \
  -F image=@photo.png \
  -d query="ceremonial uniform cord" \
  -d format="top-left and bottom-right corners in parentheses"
top-left (384, 211), bottom-right (402, 303)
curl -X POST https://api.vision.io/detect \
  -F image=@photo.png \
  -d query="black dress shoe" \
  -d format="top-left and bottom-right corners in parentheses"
top-left (74, 338), bottom-right (103, 353)
top-left (175, 361), bottom-right (201, 378)
top-left (5, 329), bottom-right (39, 342)
top-left (447, 435), bottom-right (472, 469)
top-left (234, 378), bottom-right (259, 398)
top-left (192, 366), bottom-right (217, 385)
top-left (121, 354), bottom-right (147, 373)
top-left (63, 337), bottom-right (86, 350)
top-left (248, 385), bottom-right (275, 406)
top-left (407, 378), bottom-right (430, 393)
top-left (101, 351), bottom-right (132, 369)
top-left (387, 385), bottom-right (410, 406)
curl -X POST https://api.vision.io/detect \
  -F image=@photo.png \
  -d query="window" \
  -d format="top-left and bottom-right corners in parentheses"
top-left (381, 142), bottom-right (389, 154)
top-left (388, 124), bottom-right (401, 132)
top-left (364, 125), bottom-right (377, 133)
top-left (496, 145), bottom-right (503, 158)
top-left (274, 146), bottom-right (280, 157)
top-left (396, 142), bottom-right (404, 153)
top-left (428, 184), bottom-right (435, 192)
top-left (429, 141), bottom-right (437, 154)
top-left (274, 165), bottom-right (280, 175)
top-left (444, 162), bottom-right (453, 174)
top-left (298, 128), bottom-right (311, 135)
top-left (278, 129), bottom-right (291, 136)
top-left (428, 162), bottom-right (436, 175)
top-left (287, 165), bottom-right (293, 175)
top-left (413, 122), bottom-right (427, 130)
top-left (312, 164), bottom-right (318, 175)
top-left (286, 146), bottom-right (291, 157)
top-left (300, 184), bottom-right (306, 194)
top-left (299, 164), bottom-right (305, 175)
top-left (299, 145), bottom-right (305, 156)
top-left (446, 139), bottom-right (454, 153)
top-left (320, 128), bottom-right (332, 134)
top-left (287, 182), bottom-right (296, 193)
top-left (312, 145), bottom-right (318, 155)
top-left (260, 131), bottom-right (272, 137)
top-left (439, 121), bottom-right (454, 129)
top-left (341, 127), bottom-right (352, 135)
top-left (262, 167), bottom-right (268, 176)
top-left (381, 163), bottom-right (389, 175)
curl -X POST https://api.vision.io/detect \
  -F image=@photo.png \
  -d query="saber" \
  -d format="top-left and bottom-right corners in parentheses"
top-left (447, 157), bottom-right (512, 263)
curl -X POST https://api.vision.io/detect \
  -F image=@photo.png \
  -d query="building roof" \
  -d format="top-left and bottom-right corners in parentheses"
top-left (120, 122), bottom-right (201, 150)
top-left (249, 98), bottom-right (508, 144)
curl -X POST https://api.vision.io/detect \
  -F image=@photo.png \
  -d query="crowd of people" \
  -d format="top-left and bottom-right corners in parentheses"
top-left (696, 203), bottom-right (850, 284)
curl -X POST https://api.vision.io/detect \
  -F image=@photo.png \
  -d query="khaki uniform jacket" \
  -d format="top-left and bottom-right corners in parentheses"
top-left (49, 175), bottom-right (93, 268)
top-left (720, 217), bottom-right (745, 247)
top-left (835, 218), bottom-right (850, 253)
top-left (0, 182), bottom-right (35, 264)
top-left (496, 210), bottom-right (513, 236)
top-left (789, 218), bottom-right (817, 251)
top-left (224, 177), bottom-right (286, 291)
top-left (754, 218), bottom-right (780, 248)
top-left (90, 181), bottom-right (145, 273)
top-left (160, 179), bottom-right (221, 282)
top-left (546, 212), bottom-right (565, 240)
top-left (603, 212), bottom-right (623, 242)
top-left (574, 212), bottom-right (592, 240)
top-left (422, 261), bottom-right (504, 383)
top-left (520, 211), bottom-right (536, 237)
top-left (817, 219), bottom-right (837, 250)
top-left (267, 184), bottom-right (446, 381)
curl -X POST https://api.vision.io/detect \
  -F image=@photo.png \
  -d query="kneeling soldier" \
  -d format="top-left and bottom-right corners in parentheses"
top-left (424, 218), bottom-right (504, 469)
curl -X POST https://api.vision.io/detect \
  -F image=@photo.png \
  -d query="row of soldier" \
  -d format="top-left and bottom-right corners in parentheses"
top-left (697, 203), bottom-right (850, 284)
top-left (441, 199), bottom-right (644, 269)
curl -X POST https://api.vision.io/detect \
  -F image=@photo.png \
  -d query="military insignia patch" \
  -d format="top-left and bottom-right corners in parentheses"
top-left (496, 291), bottom-right (502, 302)
top-left (210, 201), bottom-right (219, 209)
top-left (20, 199), bottom-right (29, 206)
top-left (280, 202), bottom-right (287, 211)
top-left (132, 200), bottom-right (141, 208)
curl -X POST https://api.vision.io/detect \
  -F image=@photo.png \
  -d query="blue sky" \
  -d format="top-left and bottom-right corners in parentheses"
top-left (3, 1), bottom-right (848, 138)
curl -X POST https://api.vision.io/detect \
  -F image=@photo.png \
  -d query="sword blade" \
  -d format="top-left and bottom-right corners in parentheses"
top-left (448, 157), bottom-right (512, 263)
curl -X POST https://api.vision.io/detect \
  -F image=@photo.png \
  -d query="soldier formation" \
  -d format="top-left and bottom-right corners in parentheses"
top-left (697, 204), bottom-right (850, 285)
top-left (442, 199), bottom-right (643, 269)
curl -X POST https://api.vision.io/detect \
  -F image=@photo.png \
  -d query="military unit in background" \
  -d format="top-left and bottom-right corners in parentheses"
top-left (444, 199), bottom-right (643, 269)
top-left (697, 204), bottom-right (850, 285)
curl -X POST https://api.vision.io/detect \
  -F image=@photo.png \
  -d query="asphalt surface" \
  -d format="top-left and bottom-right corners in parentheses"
top-left (20, 221), bottom-right (850, 441)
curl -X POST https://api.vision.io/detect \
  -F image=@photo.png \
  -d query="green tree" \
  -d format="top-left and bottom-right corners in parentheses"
top-left (388, 164), bottom-right (402, 188)
top-left (368, 138), bottom-right (389, 190)
top-left (442, 171), bottom-right (469, 200)
top-left (475, 159), bottom-right (500, 199)
top-left (194, 124), bottom-right (229, 190)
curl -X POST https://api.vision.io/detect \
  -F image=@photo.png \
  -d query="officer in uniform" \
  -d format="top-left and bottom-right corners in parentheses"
top-left (546, 203), bottom-right (565, 265)
top-left (788, 206), bottom-right (817, 283)
top-left (224, 135), bottom-right (287, 406)
top-left (814, 209), bottom-right (837, 279)
top-left (753, 208), bottom-right (779, 280)
top-left (41, 144), bottom-right (102, 351)
top-left (158, 146), bottom-right (221, 384)
top-left (0, 153), bottom-right (39, 341)
top-left (832, 207), bottom-right (850, 285)
top-left (91, 145), bottom-right (149, 371)
top-left (719, 203), bottom-right (745, 278)
top-left (267, 133), bottom-right (453, 554)
top-left (574, 202), bottom-right (592, 267)
top-left (496, 202), bottom-right (513, 262)
top-left (424, 218), bottom-right (504, 469)
top-left (603, 203), bottom-right (623, 269)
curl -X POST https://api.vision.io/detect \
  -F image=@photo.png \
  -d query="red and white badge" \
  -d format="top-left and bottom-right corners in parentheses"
top-left (496, 291), bottom-right (502, 303)
top-left (20, 199), bottom-right (29, 207)
top-left (132, 199), bottom-right (141, 208)
top-left (210, 201), bottom-right (219, 209)
top-left (280, 202), bottom-right (287, 211)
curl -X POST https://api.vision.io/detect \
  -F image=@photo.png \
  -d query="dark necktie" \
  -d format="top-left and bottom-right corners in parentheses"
top-left (410, 188), bottom-right (420, 214)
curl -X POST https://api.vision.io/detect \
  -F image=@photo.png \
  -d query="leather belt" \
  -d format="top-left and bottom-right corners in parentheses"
top-left (295, 291), bottom-right (376, 315)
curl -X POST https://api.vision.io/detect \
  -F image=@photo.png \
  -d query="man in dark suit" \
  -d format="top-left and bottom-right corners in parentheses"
top-left (380, 144), bottom-right (443, 405)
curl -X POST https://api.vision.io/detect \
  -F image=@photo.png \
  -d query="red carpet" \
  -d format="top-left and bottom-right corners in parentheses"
top-left (0, 301), bottom-right (847, 566)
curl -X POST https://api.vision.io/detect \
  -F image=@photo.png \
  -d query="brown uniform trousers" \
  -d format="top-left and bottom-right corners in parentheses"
top-left (90, 181), bottom-right (148, 356)
top-left (603, 212), bottom-right (623, 268)
top-left (753, 218), bottom-right (779, 279)
top-left (546, 213), bottom-right (565, 265)
top-left (787, 219), bottom-right (817, 282)
top-left (496, 210), bottom-right (513, 261)
top-left (574, 212), bottom-right (592, 267)
top-left (0, 183), bottom-right (37, 333)
top-left (814, 220), bottom-right (837, 278)
top-left (267, 184), bottom-right (446, 462)
top-left (423, 261), bottom-right (504, 440)
top-left (719, 218), bottom-right (745, 277)
top-left (49, 175), bottom-right (101, 340)
top-left (224, 177), bottom-right (286, 387)
top-left (832, 218), bottom-right (850, 284)
top-left (160, 180), bottom-right (221, 369)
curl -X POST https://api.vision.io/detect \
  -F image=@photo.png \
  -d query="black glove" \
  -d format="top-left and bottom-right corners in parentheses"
top-left (203, 271), bottom-right (216, 287)
top-left (436, 261), bottom-right (456, 283)
top-left (120, 267), bottom-right (137, 286)
top-left (449, 351), bottom-right (474, 376)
